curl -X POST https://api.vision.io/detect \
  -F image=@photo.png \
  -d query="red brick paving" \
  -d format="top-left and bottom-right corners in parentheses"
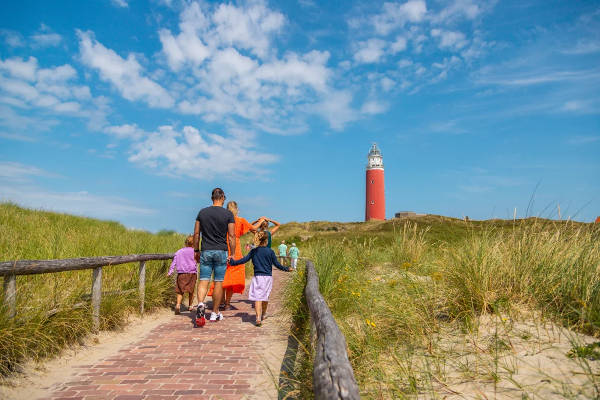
top-left (49, 270), bottom-right (290, 400)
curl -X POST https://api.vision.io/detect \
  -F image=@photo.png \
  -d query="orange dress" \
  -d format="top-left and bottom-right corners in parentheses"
top-left (208, 216), bottom-right (253, 295)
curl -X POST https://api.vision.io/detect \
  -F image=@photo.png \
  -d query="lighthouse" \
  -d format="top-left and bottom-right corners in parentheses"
top-left (365, 143), bottom-right (385, 221)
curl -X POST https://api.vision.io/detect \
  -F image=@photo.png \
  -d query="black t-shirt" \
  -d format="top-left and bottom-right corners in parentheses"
top-left (196, 206), bottom-right (235, 251)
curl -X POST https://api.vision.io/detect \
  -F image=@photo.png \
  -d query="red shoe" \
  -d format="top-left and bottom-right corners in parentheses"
top-left (195, 304), bottom-right (206, 327)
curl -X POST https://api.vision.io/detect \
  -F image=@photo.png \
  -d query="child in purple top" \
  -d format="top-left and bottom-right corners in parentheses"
top-left (168, 235), bottom-right (198, 314)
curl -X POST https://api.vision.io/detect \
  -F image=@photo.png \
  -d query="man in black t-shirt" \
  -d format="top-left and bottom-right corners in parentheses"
top-left (193, 188), bottom-right (236, 322)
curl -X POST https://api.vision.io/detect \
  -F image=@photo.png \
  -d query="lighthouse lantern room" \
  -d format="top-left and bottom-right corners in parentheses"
top-left (365, 143), bottom-right (386, 221)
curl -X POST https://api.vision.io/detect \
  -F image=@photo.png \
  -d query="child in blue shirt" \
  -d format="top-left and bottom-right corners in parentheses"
top-left (229, 231), bottom-right (290, 326)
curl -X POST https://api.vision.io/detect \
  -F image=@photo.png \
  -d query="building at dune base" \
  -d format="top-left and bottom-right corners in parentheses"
top-left (394, 211), bottom-right (426, 218)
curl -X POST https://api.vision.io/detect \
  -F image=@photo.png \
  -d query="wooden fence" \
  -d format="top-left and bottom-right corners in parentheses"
top-left (1, 254), bottom-right (360, 398)
top-left (304, 260), bottom-right (360, 399)
top-left (0, 254), bottom-right (173, 331)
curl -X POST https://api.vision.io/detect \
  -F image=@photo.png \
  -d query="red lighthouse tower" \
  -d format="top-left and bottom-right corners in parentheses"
top-left (365, 143), bottom-right (385, 221)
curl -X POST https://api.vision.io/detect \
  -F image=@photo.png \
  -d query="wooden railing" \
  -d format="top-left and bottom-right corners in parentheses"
top-left (1, 254), bottom-right (360, 397)
top-left (304, 260), bottom-right (360, 399)
top-left (0, 254), bottom-right (173, 331)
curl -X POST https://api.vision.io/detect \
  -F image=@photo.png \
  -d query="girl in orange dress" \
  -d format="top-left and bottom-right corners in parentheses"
top-left (208, 201), bottom-right (264, 309)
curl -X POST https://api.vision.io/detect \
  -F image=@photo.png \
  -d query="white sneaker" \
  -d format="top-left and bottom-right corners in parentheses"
top-left (209, 312), bottom-right (223, 322)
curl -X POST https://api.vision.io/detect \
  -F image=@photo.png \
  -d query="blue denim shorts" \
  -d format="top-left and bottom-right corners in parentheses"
top-left (199, 250), bottom-right (228, 282)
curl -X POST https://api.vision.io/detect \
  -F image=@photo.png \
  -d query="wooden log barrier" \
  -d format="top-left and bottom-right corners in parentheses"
top-left (304, 260), bottom-right (360, 400)
top-left (3, 274), bottom-right (16, 318)
top-left (0, 253), bottom-right (174, 276)
top-left (0, 254), bottom-right (173, 331)
top-left (139, 261), bottom-right (146, 315)
top-left (91, 266), bottom-right (102, 332)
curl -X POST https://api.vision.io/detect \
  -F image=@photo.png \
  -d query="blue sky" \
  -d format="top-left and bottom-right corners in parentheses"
top-left (0, 0), bottom-right (598, 232)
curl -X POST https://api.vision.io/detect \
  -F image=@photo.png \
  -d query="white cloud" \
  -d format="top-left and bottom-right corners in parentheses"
top-left (0, 29), bottom-right (24, 47)
top-left (313, 90), bottom-right (357, 130)
top-left (128, 125), bottom-right (279, 180)
top-left (155, 1), bottom-right (339, 130)
top-left (0, 185), bottom-right (155, 218)
top-left (78, 30), bottom-right (174, 108)
top-left (567, 135), bottom-right (600, 145)
top-left (361, 100), bottom-right (388, 115)
top-left (390, 36), bottom-right (408, 53)
top-left (31, 27), bottom-right (62, 48)
top-left (104, 123), bottom-right (146, 140)
top-left (354, 39), bottom-right (387, 63)
top-left (561, 40), bottom-right (600, 55)
top-left (256, 50), bottom-right (330, 92)
top-left (562, 101), bottom-right (584, 112)
top-left (0, 57), bottom-right (38, 81)
top-left (0, 162), bottom-right (153, 219)
top-left (431, 29), bottom-right (468, 50)
top-left (155, 1), bottom-right (349, 130)
top-left (159, 0), bottom-right (284, 69)
top-left (211, 1), bottom-right (285, 59)
top-left (372, 0), bottom-right (427, 35)
top-left (111, 0), bottom-right (128, 8)
top-left (0, 161), bottom-right (59, 181)
top-left (158, 2), bottom-right (210, 71)
top-left (0, 55), bottom-right (109, 139)
top-left (431, 0), bottom-right (483, 23)
top-left (476, 68), bottom-right (600, 86)
top-left (0, 57), bottom-right (96, 113)
top-left (381, 76), bottom-right (395, 91)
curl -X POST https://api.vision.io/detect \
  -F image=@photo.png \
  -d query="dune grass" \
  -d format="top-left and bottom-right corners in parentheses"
top-left (281, 217), bottom-right (600, 398)
top-left (0, 203), bottom-right (185, 378)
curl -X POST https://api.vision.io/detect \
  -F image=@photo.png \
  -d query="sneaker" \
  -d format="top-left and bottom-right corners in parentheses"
top-left (209, 312), bottom-right (223, 322)
top-left (195, 303), bottom-right (206, 327)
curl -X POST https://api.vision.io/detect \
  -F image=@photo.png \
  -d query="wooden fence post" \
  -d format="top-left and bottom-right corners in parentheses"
top-left (3, 274), bottom-right (16, 318)
top-left (139, 261), bottom-right (146, 315)
top-left (91, 266), bottom-right (102, 332)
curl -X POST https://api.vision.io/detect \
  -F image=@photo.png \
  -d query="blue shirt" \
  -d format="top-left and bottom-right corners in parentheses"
top-left (288, 246), bottom-right (299, 258)
top-left (230, 246), bottom-right (289, 276)
top-left (278, 243), bottom-right (287, 256)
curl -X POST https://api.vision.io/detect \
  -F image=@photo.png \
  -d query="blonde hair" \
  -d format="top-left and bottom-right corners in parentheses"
top-left (226, 201), bottom-right (238, 216)
top-left (185, 235), bottom-right (194, 247)
top-left (254, 231), bottom-right (268, 246)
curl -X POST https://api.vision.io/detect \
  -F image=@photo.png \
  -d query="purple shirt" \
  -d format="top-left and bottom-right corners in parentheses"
top-left (168, 247), bottom-right (197, 275)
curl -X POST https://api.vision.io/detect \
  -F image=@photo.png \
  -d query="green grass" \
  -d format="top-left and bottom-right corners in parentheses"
top-left (0, 203), bottom-right (185, 377)
top-left (280, 217), bottom-right (600, 398)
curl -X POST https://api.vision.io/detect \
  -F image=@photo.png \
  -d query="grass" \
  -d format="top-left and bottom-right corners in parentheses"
top-left (281, 216), bottom-right (600, 398)
top-left (0, 203), bottom-right (185, 378)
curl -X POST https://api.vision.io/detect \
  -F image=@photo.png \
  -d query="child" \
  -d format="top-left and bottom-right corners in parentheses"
top-left (228, 231), bottom-right (290, 326)
top-left (288, 242), bottom-right (300, 270)
top-left (168, 235), bottom-right (198, 315)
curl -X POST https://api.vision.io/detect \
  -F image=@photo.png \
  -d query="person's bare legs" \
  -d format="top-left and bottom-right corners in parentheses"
top-left (187, 291), bottom-right (194, 307)
top-left (255, 300), bottom-right (263, 325)
top-left (262, 301), bottom-right (268, 319)
top-left (197, 280), bottom-right (210, 305)
top-left (224, 288), bottom-right (233, 308)
top-left (175, 293), bottom-right (183, 310)
top-left (212, 281), bottom-right (223, 314)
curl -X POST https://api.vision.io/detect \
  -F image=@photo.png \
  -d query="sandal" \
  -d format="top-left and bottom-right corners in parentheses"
top-left (175, 305), bottom-right (181, 315)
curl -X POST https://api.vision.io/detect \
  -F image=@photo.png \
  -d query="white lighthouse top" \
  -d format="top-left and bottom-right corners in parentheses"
top-left (366, 143), bottom-right (384, 170)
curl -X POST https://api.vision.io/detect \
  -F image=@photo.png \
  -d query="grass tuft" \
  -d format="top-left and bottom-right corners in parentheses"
top-left (0, 203), bottom-right (184, 378)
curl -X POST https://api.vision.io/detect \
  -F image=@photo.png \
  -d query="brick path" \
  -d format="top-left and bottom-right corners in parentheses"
top-left (49, 269), bottom-right (291, 400)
